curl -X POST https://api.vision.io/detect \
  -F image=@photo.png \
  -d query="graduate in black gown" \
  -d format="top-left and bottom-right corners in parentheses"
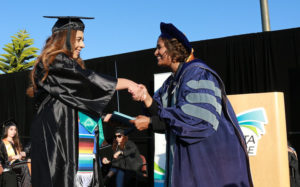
top-left (27, 16), bottom-right (143, 187)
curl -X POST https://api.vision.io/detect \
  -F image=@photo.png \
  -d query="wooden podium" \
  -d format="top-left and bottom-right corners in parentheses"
top-left (228, 92), bottom-right (290, 187)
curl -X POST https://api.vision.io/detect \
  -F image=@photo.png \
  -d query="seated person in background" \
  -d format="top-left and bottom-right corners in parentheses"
top-left (0, 120), bottom-right (31, 187)
top-left (102, 128), bottom-right (142, 187)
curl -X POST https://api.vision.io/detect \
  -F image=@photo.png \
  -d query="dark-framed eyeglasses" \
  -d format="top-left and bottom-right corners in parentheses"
top-left (114, 135), bottom-right (123, 139)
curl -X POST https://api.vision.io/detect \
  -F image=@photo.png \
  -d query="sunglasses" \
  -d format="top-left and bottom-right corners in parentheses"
top-left (114, 135), bottom-right (123, 139)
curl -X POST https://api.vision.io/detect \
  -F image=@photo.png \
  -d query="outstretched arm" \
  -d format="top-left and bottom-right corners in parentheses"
top-left (116, 78), bottom-right (137, 90)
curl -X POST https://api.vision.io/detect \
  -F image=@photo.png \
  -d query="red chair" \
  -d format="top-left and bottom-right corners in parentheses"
top-left (139, 154), bottom-right (148, 177)
top-left (135, 154), bottom-right (148, 187)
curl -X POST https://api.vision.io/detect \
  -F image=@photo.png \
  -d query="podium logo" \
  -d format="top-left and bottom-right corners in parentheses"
top-left (236, 108), bottom-right (268, 156)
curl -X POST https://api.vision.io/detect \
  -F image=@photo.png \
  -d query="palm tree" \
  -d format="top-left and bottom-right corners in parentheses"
top-left (0, 30), bottom-right (39, 74)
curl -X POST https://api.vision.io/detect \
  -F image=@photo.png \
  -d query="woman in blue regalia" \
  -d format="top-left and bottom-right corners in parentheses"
top-left (130, 22), bottom-right (253, 187)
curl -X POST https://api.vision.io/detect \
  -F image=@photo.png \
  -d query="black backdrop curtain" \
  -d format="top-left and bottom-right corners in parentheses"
top-left (1, 27), bottom-right (300, 186)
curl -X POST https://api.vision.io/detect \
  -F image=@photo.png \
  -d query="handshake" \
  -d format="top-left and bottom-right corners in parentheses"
top-left (128, 84), bottom-right (147, 102)
top-left (116, 78), bottom-right (153, 107)
top-left (127, 83), bottom-right (153, 109)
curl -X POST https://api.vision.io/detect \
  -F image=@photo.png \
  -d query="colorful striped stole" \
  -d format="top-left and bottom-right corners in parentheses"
top-left (78, 112), bottom-right (104, 173)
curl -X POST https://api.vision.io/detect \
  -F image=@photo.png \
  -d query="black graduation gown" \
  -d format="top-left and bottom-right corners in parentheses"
top-left (30, 53), bottom-right (117, 187)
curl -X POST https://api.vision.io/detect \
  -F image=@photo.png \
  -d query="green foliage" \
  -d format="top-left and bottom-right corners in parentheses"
top-left (0, 30), bottom-right (39, 74)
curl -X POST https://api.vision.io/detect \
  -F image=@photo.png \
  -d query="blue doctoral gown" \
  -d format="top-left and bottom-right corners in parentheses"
top-left (153, 59), bottom-right (253, 187)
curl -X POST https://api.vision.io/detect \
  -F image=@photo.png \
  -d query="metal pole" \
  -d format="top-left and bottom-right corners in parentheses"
top-left (114, 60), bottom-right (120, 112)
top-left (260, 0), bottom-right (271, 31)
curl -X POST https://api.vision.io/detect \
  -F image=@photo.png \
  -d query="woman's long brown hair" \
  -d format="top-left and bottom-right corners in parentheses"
top-left (27, 29), bottom-right (85, 97)
top-left (112, 135), bottom-right (128, 151)
top-left (2, 126), bottom-right (22, 153)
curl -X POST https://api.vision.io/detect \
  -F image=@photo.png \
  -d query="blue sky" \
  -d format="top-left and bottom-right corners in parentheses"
top-left (0, 1), bottom-right (299, 60)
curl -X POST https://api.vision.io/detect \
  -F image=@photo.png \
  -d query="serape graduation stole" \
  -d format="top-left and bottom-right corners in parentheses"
top-left (78, 112), bottom-right (104, 172)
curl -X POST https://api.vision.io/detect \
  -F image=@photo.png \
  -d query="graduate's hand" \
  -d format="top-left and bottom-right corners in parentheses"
top-left (12, 154), bottom-right (22, 160)
top-left (130, 115), bottom-right (150, 131)
top-left (17, 154), bottom-right (22, 160)
top-left (103, 114), bottom-right (112, 122)
top-left (20, 151), bottom-right (26, 158)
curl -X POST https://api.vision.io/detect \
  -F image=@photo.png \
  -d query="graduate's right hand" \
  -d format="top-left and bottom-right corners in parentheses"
top-left (103, 114), bottom-right (112, 122)
top-left (130, 115), bottom-right (150, 131)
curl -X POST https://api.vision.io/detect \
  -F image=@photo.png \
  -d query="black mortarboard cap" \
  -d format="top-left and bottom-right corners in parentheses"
top-left (44, 16), bottom-right (94, 51)
top-left (1, 119), bottom-right (17, 128)
top-left (159, 22), bottom-right (192, 54)
top-left (1, 119), bottom-right (17, 134)
top-left (1, 119), bottom-right (17, 138)
top-left (44, 16), bottom-right (94, 33)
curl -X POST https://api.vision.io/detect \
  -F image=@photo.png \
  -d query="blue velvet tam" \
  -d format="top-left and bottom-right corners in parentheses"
top-left (160, 22), bottom-right (192, 54)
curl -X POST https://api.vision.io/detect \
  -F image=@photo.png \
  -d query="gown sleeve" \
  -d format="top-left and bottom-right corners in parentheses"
top-left (146, 100), bottom-right (166, 132)
top-left (0, 141), bottom-right (9, 168)
top-left (155, 66), bottom-right (223, 144)
top-left (36, 53), bottom-right (117, 117)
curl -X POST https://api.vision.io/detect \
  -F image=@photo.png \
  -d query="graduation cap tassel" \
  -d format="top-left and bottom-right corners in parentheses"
top-left (66, 18), bottom-right (72, 51)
